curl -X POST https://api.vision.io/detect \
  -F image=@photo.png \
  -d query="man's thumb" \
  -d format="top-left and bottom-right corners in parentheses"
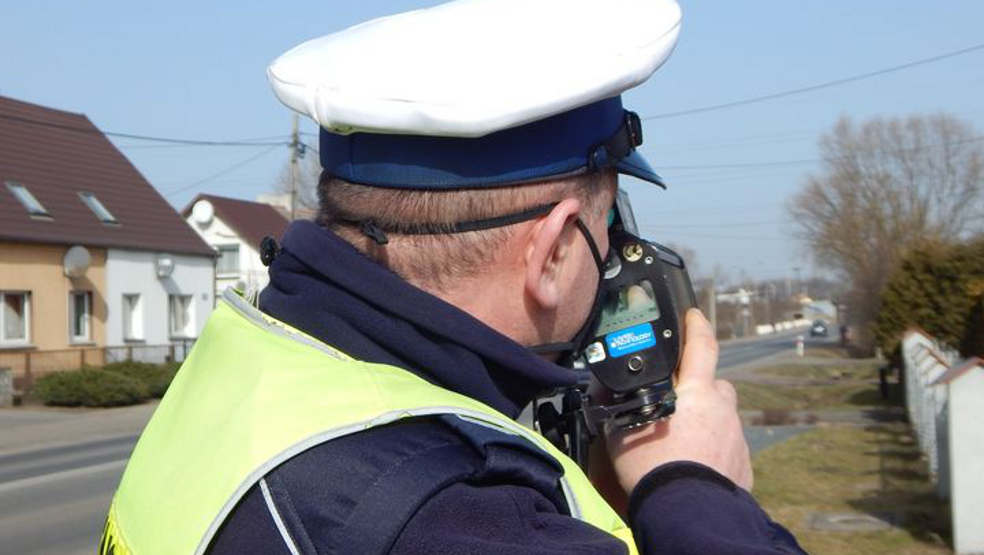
top-left (676, 309), bottom-right (718, 387)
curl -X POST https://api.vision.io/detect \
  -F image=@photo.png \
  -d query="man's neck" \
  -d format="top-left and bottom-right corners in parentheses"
top-left (412, 270), bottom-right (538, 348)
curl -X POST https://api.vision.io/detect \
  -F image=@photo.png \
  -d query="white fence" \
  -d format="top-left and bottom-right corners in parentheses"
top-left (901, 329), bottom-right (984, 554)
top-left (754, 319), bottom-right (813, 336)
top-left (901, 331), bottom-right (957, 486)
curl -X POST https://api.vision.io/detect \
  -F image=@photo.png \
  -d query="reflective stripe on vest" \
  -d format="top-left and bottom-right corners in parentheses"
top-left (103, 290), bottom-right (636, 554)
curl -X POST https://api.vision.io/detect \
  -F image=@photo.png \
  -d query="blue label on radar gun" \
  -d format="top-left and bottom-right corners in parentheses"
top-left (606, 322), bottom-right (657, 358)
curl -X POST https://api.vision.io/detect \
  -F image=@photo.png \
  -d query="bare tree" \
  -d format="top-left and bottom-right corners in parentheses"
top-left (789, 113), bottom-right (984, 349)
top-left (272, 150), bottom-right (321, 217)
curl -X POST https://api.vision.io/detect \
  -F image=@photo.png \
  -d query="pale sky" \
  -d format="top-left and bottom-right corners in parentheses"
top-left (4, 1), bottom-right (983, 282)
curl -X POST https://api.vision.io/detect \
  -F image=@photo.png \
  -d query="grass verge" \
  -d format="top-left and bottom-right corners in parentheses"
top-left (753, 424), bottom-right (949, 554)
top-left (735, 380), bottom-right (900, 411)
top-left (754, 361), bottom-right (880, 381)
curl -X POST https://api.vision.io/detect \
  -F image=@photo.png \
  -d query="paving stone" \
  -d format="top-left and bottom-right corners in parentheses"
top-left (808, 511), bottom-right (897, 532)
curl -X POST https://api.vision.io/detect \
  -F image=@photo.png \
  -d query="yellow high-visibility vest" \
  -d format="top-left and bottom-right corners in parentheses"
top-left (102, 291), bottom-right (636, 554)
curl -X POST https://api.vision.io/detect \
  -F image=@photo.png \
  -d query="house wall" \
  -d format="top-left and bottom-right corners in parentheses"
top-left (0, 241), bottom-right (107, 376)
top-left (185, 213), bottom-right (270, 292)
top-left (105, 249), bottom-right (215, 346)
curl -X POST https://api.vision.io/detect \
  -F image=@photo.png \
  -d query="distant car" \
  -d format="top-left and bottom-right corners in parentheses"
top-left (810, 320), bottom-right (828, 337)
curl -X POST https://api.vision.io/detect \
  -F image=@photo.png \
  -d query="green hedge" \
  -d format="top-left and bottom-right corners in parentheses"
top-left (34, 360), bottom-right (182, 407)
top-left (875, 237), bottom-right (984, 357)
top-left (101, 361), bottom-right (180, 398)
top-left (34, 369), bottom-right (149, 407)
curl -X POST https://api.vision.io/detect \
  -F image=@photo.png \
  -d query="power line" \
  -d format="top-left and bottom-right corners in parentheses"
top-left (641, 219), bottom-right (790, 229)
top-left (0, 112), bottom-right (289, 146)
top-left (640, 230), bottom-right (791, 241)
top-left (643, 42), bottom-right (984, 120)
top-left (162, 144), bottom-right (282, 197)
top-left (116, 134), bottom-right (290, 149)
top-left (654, 135), bottom-right (984, 172)
top-left (662, 158), bottom-right (818, 171)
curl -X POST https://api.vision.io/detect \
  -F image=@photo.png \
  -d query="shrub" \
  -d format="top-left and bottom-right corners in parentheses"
top-left (102, 361), bottom-right (179, 398)
top-left (34, 369), bottom-right (149, 407)
top-left (875, 237), bottom-right (984, 357)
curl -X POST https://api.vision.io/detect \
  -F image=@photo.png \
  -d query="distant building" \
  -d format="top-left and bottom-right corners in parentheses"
top-left (0, 95), bottom-right (215, 377)
top-left (255, 192), bottom-right (317, 221)
top-left (182, 194), bottom-right (289, 293)
top-left (716, 288), bottom-right (755, 305)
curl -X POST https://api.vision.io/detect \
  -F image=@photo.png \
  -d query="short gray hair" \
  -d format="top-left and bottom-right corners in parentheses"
top-left (317, 170), bottom-right (612, 291)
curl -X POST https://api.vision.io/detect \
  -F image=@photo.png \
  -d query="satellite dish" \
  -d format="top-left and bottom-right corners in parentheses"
top-left (63, 246), bottom-right (91, 278)
top-left (156, 255), bottom-right (175, 278)
top-left (192, 199), bottom-right (214, 225)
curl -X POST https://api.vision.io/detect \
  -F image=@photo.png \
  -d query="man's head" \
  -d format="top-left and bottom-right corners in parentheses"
top-left (318, 170), bottom-right (617, 349)
top-left (268, 0), bottom-right (683, 350)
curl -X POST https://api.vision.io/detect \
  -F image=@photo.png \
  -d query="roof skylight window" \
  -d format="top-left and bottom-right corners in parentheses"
top-left (5, 181), bottom-right (50, 218)
top-left (79, 192), bottom-right (118, 224)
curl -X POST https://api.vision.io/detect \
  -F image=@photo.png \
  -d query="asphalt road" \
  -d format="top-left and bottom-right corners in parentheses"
top-left (717, 329), bottom-right (813, 374)
top-left (0, 329), bottom-right (823, 554)
top-left (0, 435), bottom-right (136, 555)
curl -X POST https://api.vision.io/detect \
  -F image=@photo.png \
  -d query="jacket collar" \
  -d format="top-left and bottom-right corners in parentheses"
top-left (258, 220), bottom-right (577, 418)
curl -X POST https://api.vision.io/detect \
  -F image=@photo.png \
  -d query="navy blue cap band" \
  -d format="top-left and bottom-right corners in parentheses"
top-left (320, 96), bottom-right (664, 189)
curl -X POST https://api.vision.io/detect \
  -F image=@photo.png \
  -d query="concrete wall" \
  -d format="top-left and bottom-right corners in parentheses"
top-left (948, 366), bottom-right (984, 554)
top-left (186, 213), bottom-right (269, 293)
top-left (0, 241), bottom-right (107, 351)
top-left (105, 249), bottom-right (214, 346)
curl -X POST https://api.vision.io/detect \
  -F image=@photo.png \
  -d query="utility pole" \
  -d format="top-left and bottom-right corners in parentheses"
top-left (289, 113), bottom-right (299, 221)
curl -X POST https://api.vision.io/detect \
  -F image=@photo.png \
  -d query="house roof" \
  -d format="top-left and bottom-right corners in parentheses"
top-left (182, 194), bottom-right (290, 250)
top-left (0, 95), bottom-right (215, 257)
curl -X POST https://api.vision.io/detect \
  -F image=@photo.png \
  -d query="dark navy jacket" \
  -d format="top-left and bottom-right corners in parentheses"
top-left (209, 221), bottom-right (803, 554)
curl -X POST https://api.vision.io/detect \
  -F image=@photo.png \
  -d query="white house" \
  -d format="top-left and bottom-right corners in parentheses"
top-left (0, 94), bottom-right (217, 369)
top-left (105, 250), bottom-right (215, 349)
top-left (182, 194), bottom-right (289, 294)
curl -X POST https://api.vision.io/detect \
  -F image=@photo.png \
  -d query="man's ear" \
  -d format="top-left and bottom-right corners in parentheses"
top-left (524, 197), bottom-right (582, 310)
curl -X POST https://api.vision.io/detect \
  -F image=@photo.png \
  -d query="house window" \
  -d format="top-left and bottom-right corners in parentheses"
top-left (168, 294), bottom-right (194, 338)
top-left (69, 291), bottom-right (92, 343)
top-left (78, 192), bottom-right (118, 224)
top-left (216, 245), bottom-right (240, 276)
top-left (5, 181), bottom-right (50, 218)
top-left (123, 294), bottom-right (143, 341)
top-left (1, 291), bottom-right (30, 345)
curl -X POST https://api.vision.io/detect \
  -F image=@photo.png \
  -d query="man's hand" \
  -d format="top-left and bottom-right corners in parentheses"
top-left (605, 309), bottom-right (753, 494)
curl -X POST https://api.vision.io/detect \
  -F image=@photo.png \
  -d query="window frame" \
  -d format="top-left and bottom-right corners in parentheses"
top-left (5, 181), bottom-right (51, 218)
top-left (68, 290), bottom-right (93, 344)
top-left (215, 244), bottom-right (240, 277)
top-left (168, 294), bottom-right (195, 339)
top-left (0, 291), bottom-right (31, 346)
top-left (122, 293), bottom-right (144, 342)
top-left (78, 191), bottom-right (119, 225)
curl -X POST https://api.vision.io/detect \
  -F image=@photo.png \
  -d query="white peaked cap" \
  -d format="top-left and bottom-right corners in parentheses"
top-left (268, 0), bottom-right (682, 138)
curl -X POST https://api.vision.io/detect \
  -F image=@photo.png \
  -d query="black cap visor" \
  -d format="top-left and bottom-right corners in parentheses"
top-left (616, 150), bottom-right (666, 189)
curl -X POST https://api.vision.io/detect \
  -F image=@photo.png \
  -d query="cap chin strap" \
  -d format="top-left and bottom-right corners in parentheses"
top-left (528, 218), bottom-right (606, 367)
top-left (587, 111), bottom-right (643, 173)
top-left (340, 194), bottom-right (607, 368)
top-left (341, 202), bottom-right (559, 245)
top-left (340, 111), bottom-right (643, 246)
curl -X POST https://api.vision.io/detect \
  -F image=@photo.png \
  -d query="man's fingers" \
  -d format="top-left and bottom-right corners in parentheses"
top-left (677, 308), bottom-right (719, 387)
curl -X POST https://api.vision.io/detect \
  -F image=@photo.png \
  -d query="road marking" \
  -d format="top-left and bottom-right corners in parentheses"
top-left (0, 459), bottom-right (126, 494)
top-left (0, 433), bottom-right (140, 460)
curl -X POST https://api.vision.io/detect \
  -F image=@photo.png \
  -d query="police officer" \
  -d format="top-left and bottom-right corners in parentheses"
top-left (103, 1), bottom-right (803, 553)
